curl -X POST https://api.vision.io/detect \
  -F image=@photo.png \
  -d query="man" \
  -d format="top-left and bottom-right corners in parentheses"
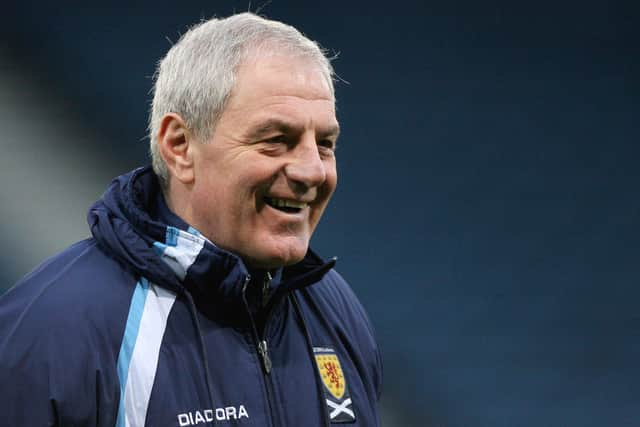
top-left (0, 12), bottom-right (382, 427)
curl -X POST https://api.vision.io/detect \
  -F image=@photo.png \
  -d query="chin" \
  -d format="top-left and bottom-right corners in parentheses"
top-left (247, 240), bottom-right (309, 269)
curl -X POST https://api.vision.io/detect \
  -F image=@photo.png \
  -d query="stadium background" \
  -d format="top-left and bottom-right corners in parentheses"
top-left (1, 1), bottom-right (638, 425)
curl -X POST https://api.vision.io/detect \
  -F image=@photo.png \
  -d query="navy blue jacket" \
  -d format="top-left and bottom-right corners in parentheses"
top-left (0, 167), bottom-right (382, 426)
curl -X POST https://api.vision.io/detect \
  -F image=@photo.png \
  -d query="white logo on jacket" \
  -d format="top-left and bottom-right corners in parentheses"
top-left (177, 405), bottom-right (249, 425)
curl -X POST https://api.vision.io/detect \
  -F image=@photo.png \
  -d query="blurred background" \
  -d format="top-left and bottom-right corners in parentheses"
top-left (1, 1), bottom-right (638, 426)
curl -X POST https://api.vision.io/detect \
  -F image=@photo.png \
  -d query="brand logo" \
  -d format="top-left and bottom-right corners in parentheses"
top-left (177, 405), bottom-right (249, 426)
top-left (313, 347), bottom-right (356, 423)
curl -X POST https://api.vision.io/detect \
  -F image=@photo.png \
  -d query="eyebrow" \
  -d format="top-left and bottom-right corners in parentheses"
top-left (247, 119), bottom-right (294, 139)
top-left (319, 123), bottom-right (341, 140)
top-left (246, 118), bottom-right (341, 140)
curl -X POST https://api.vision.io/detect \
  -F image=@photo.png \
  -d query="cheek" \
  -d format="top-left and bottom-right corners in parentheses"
top-left (311, 175), bottom-right (337, 224)
top-left (324, 166), bottom-right (338, 198)
top-left (209, 166), bottom-right (261, 202)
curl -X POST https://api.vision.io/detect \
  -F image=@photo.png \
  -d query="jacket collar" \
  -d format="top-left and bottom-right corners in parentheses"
top-left (88, 166), bottom-right (334, 311)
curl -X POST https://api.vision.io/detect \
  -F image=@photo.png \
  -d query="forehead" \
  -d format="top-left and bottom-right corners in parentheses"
top-left (224, 54), bottom-right (336, 116)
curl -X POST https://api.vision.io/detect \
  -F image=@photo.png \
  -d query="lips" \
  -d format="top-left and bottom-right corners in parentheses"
top-left (264, 197), bottom-right (308, 213)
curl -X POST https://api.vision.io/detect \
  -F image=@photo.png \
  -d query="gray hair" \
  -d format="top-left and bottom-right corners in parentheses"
top-left (149, 12), bottom-right (335, 186)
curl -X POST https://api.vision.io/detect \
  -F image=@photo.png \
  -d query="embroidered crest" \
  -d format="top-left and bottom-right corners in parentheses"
top-left (316, 352), bottom-right (345, 399)
top-left (313, 347), bottom-right (356, 423)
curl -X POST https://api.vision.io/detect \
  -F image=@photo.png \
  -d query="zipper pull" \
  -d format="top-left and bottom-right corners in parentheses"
top-left (258, 340), bottom-right (272, 374)
top-left (241, 275), bottom-right (252, 296)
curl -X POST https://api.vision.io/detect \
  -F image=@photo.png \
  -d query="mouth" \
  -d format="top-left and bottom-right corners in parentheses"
top-left (264, 197), bottom-right (308, 214)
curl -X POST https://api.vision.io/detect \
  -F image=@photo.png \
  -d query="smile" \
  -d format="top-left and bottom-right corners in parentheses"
top-left (264, 197), bottom-right (307, 214)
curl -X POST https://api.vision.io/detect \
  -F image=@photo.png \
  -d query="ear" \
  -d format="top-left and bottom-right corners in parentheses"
top-left (156, 113), bottom-right (195, 185)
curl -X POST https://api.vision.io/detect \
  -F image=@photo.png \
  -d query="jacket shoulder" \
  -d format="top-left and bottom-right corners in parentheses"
top-left (0, 238), bottom-right (134, 425)
top-left (1, 238), bottom-right (136, 329)
top-left (310, 269), bottom-right (377, 337)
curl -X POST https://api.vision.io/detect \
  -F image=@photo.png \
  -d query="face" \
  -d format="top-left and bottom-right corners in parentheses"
top-left (186, 54), bottom-right (339, 268)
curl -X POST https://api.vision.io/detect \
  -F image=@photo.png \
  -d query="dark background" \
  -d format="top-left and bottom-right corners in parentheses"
top-left (1, 1), bottom-right (638, 425)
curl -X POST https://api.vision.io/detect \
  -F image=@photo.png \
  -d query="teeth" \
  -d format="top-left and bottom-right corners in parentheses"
top-left (268, 198), bottom-right (307, 209)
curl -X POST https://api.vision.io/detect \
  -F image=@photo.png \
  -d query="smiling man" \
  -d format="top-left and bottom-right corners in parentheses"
top-left (0, 13), bottom-right (382, 427)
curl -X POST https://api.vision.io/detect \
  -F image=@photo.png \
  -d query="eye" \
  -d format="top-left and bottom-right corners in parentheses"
top-left (318, 139), bottom-right (337, 152)
top-left (265, 135), bottom-right (287, 144)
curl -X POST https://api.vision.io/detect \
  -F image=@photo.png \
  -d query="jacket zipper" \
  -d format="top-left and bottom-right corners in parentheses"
top-left (242, 274), bottom-right (279, 427)
top-left (262, 271), bottom-right (272, 308)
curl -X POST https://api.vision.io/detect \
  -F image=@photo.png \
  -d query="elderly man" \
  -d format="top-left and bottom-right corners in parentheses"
top-left (0, 12), bottom-right (381, 427)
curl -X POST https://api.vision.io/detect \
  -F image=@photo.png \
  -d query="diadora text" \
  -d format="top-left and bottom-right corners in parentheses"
top-left (178, 406), bottom-right (249, 426)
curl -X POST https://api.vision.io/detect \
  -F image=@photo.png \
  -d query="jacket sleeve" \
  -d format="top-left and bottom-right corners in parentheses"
top-left (0, 351), bottom-right (57, 425)
top-left (0, 281), bottom-right (119, 426)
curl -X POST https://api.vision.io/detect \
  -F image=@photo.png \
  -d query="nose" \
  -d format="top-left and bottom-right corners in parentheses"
top-left (284, 134), bottom-right (327, 193)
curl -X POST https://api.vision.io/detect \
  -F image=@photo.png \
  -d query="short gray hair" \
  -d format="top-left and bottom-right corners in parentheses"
top-left (149, 12), bottom-right (335, 186)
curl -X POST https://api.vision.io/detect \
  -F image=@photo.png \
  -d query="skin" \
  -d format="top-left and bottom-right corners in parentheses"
top-left (157, 54), bottom-right (339, 268)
